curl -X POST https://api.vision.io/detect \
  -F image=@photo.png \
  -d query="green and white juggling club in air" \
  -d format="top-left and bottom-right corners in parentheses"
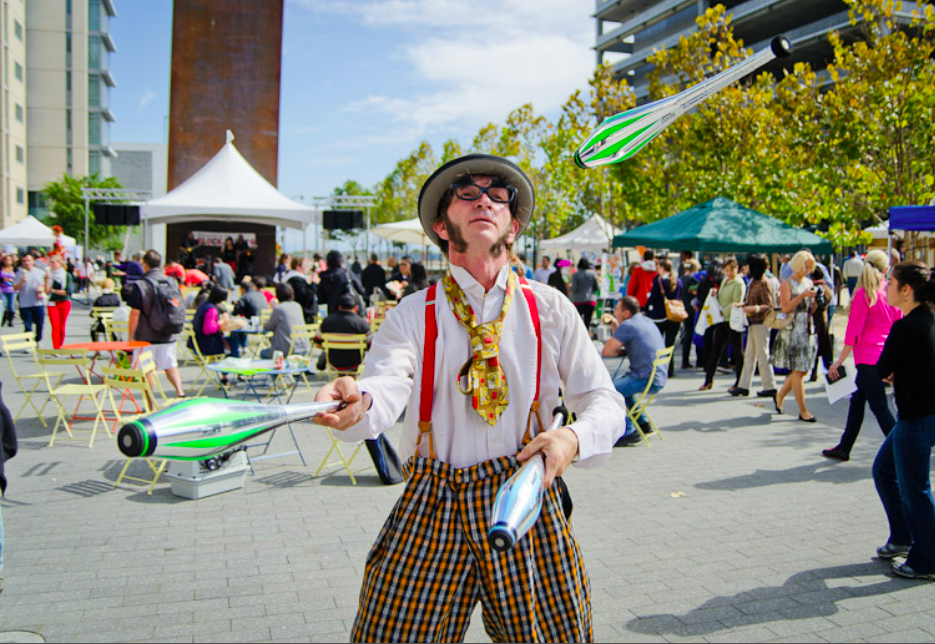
top-left (117, 398), bottom-right (342, 460)
top-left (574, 36), bottom-right (792, 169)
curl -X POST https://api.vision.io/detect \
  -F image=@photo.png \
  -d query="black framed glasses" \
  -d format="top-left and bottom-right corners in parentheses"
top-left (451, 182), bottom-right (516, 204)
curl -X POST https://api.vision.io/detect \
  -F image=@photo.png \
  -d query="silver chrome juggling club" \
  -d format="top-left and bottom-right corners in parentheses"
top-left (116, 398), bottom-right (342, 461)
top-left (487, 406), bottom-right (570, 553)
top-left (574, 36), bottom-right (792, 169)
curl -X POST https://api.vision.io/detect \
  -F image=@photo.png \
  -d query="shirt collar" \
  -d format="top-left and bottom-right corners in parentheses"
top-left (449, 262), bottom-right (512, 299)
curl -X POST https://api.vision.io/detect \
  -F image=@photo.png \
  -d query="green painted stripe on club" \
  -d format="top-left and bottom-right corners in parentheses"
top-left (165, 427), bottom-right (268, 450)
top-left (130, 420), bottom-right (149, 456)
top-left (580, 112), bottom-right (649, 150)
top-left (620, 130), bottom-right (663, 161)
top-left (586, 123), bottom-right (654, 163)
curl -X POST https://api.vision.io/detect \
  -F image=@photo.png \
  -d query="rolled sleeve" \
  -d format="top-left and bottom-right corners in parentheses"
top-left (554, 298), bottom-right (626, 467)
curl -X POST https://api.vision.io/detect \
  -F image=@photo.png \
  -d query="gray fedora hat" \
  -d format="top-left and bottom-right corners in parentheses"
top-left (417, 154), bottom-right (535, 247)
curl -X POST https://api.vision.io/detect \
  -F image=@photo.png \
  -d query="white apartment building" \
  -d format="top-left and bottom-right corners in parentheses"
top-left (1, 0), bottom-right (29, 228)
top-left (26, 0), bottom-right (116, 218)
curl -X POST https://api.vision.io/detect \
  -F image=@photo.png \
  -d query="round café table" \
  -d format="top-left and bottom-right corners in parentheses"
top-left (59, 340), bottom-right (152, 422)
top-left (60, 340), bottom-right (151, 371)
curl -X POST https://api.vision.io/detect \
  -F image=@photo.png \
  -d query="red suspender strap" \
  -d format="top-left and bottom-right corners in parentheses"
top-left (418, 278), bottom-right (542, 455)
top-left (417, 284), bottom-right (438, 459)
top-left (518, 276), bottom-right (542, 403)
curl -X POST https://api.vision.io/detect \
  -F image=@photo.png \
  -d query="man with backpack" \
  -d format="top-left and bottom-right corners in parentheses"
top-left (125, 250), bottom-right (187, 401)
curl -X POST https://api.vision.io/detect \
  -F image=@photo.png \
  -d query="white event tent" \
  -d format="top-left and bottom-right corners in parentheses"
top-left (539, 214), bottom-right (622, 253)
top-left (141, 131), bottom-right (318, 231)
top-left (370, 217), bottom-right (436, 247)
top-left (0, 216), bottom-right (78, 247)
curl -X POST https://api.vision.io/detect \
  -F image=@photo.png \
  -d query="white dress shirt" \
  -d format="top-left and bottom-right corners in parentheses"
top-left (339, 262), bottom-right (626, 469)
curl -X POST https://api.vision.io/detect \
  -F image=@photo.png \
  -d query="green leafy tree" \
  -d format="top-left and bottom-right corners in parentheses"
top-left (43, 173), bottom-right (127, 251)
top-left (785, 0), bottom-right (935, 248)
top-left (371, 142), bottom-right (438, 224)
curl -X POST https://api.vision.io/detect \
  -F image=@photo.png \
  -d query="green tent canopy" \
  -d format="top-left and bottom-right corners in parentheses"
top-left (612, 196), bottom-right (833, 255)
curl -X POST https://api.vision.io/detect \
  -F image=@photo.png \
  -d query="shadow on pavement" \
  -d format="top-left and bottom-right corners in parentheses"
top-left (55, 479), bottom-right (114, 497)
top-left (255, 470), bottom-right (315, 488)
top-left (695, 460), bottom-right (871, 490)
top-left (318, 471), bottom-right (386, 488)
top-left (625, 561), bottom-right (918, 636)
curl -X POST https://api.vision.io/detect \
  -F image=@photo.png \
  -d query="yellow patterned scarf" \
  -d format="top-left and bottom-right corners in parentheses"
top-left (442, 270), bottom-right (516, 426)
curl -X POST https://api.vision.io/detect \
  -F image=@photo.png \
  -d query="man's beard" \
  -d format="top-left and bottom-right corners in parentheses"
top-left (443, 214), bottom-right (511, 258)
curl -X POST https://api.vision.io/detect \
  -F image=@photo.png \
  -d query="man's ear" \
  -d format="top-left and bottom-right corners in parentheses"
top-left (504, 218), bottom-right (520, 245)
top-left (433, 218), bottom-right (450, 242)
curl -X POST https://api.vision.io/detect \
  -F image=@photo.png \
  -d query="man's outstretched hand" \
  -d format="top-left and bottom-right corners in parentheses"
top-left (517, 427), bottom-right (579, 488)
top-left (314, 376), bottom-right (371, 431)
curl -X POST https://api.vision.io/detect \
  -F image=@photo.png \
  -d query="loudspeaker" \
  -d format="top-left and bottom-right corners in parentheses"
top-left (322, 210), bottom-right (364, 230)
top-left (92, 204), bottom-right (141, 226)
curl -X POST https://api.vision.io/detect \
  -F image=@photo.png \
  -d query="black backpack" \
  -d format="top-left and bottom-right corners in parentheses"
top-left (143, 276), bottom-right (186, 336)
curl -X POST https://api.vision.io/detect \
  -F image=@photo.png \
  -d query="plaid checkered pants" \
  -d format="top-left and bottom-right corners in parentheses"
top-left (351, 455), bottom-right (592, 643)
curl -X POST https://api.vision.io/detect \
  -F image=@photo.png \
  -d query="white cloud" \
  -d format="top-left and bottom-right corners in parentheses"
top-left (137, 89), bottom-right (156, 114)
top-left (290, 0), bottom-right (594, 137)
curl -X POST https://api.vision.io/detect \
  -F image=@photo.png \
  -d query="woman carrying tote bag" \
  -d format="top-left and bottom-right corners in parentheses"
top-left (646, 259), bottom-right (683, 377)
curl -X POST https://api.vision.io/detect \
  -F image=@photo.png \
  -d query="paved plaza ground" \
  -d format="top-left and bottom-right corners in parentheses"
top-left (0, 303), bottom-right (933, 643)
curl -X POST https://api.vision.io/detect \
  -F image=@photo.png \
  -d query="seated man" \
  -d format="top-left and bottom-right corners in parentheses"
top-left (315, 293), bottom-right (372, 371)
top-left (228, 277), bottom-right (269, 358)
top-left (261, 283), bottom-right (308, 359)
top-left (601, 295), bottom-right (667, 446)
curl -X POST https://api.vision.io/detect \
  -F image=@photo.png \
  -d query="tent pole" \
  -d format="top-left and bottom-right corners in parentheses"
top-left (84, 194), bottom-right (90, 265)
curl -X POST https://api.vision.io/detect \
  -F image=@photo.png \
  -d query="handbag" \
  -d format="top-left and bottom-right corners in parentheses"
top-left (658, 276), bottom-right (688, 322)
top-left (665, 298), bottom-right (688, 323)
top-left (694, 290), bottom-right (724, 336)
top-left (764, 308), bottom-right (794, 330)
top-left (364, 435), bottom-right (403, 485)
top-left (729, 305), bottom-right (748, 332)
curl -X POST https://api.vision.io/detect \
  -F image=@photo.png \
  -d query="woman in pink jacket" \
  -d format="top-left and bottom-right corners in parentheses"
top-left (823, 250), bottom-right (902, 461)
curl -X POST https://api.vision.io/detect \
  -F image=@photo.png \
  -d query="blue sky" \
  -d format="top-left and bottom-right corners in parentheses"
top-left (110, 0), bottom-right (596, 201)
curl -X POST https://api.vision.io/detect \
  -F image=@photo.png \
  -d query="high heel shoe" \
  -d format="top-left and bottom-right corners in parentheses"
top-left (698, 382), bottom-right (713, 391)
top-left (799, 414), bottom-right (817, 423)
top-left (774, 396), bottom-right (784, 415)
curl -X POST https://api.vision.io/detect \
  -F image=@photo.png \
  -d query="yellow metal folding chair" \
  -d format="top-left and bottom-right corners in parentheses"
top-left (314, 333), bottom-right (369, 483)
top-left (103, 362), bottom-right (175, 494)
top-left (181, 327), bottom-right (225, 395)
top-left (626, 346), bottom-right (674, 447)
top-left (286, 323), bottom-right (319, 395)
top-left (321, 333), bottom-right (368, 380)
top-left (90, 306), bottom-right (118, 322)
top-left (37, 349), bottom-right (109, 448)
top-left (104, 318), bottom-right (130, 341)
top-left (1, 332), bottom-right (64, 427)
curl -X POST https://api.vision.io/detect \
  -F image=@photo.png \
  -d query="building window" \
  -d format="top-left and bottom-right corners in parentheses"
top-left (88, 114), bottom-right (102, 145)
top-left (66, 109), bottom-right (73, 145)
top-left (67, 148), bottom-right (73, 173)
top-left (15, 146), bottom-right (24, 164)
top-left (89, 151), bottom-right (101, 176)
top-left (15, 104), bottom-right (23, 123)
top-left (88, 78), bottom-right (100, 107)
top-left (88, 36), bottom-right (101, 70)
top-left (66, 72), bottom-right (72, 105)
top-left (14, 20), bottom-right (23, 41)
top-left (15, 62), bottom-right (23, 82)
top-left (16, 188), bottom-right (25, 205)
top-left (29, 192), bottom-right (49, 217)
top-left (89, 1), bottom-right (100, 31)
